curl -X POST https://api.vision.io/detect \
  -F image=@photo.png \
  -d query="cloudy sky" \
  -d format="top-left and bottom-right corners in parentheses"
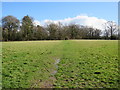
top-left (2, 2), bottom-right (118, 30)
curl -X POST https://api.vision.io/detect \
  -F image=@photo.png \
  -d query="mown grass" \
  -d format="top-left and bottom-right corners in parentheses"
top-left (2, 40), bottom-right (119, 88)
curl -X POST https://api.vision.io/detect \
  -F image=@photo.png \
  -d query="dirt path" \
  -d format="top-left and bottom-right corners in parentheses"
top-left (31, 58), bottom-right (60, 88)
top-left (40, 58), bottom-right (60, 88)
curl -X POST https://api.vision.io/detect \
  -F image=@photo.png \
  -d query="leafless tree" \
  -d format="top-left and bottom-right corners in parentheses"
top-left (105, 21), bottom-right (117, 39)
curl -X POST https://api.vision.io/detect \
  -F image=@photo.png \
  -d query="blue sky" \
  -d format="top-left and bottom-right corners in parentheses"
top-left (2, 2), bottom-right (118, 30)
top-left (2, 2), bottom-right (118, 22)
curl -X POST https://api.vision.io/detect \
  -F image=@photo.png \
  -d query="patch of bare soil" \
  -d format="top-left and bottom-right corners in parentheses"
top-left (40, 59), bottom-right (60, 88)
top-left (31, 58), bottom-right (60, 88)
top-left (40, 77), bottom-right (56, 88)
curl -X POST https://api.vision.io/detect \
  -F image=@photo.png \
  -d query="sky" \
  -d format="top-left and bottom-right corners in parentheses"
top-left (1, 0), bottom-right (119, 2)
top-left (2, 2), bottom-right (118, 30)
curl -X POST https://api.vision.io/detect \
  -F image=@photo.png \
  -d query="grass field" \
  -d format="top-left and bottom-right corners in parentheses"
top-left (2, 40), bottom-right (118, 88)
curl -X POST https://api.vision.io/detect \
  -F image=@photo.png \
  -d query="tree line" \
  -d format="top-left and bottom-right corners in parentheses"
top-left (1, 15), bottom-right (118, 41)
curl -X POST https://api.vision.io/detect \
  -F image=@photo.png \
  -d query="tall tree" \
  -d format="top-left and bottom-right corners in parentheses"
top-left (94, 29), bottom-right (101, 39)
top-left (2, 15), bottom-right (20, 41)
top-left (34, 25), bottom-right (48, 40)
top-left (0, 26), bottom-right (2, 41)
top-left (68, 24), bottom-right (79, 39)
top-left (46, 23), bottom-right (58, 40)
top-left (21, 15), bottom-right (34, 40)
top-left (105, 21), bottom-right (117, 39)
top-left (62, 25), bottom-right (70, 40)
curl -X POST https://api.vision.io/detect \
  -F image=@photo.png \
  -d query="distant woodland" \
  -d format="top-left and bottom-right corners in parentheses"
top-left (1, 15), bottom-right (118, 41)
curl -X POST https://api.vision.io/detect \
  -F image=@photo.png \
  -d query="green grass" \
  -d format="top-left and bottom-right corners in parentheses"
top-left (2, 40), bottom-right (118, 88)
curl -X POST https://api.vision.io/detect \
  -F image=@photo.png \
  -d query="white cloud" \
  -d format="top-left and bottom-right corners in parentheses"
top-left (33, 20), bottom-right (41, 26)
top-left (41, 15), bottom-right (108, 30)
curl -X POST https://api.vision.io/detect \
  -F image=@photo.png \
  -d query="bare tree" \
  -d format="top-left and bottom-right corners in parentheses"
top-left (103, 23), bottom-right (110, 39)
top-left (105, 21), bottom-right (117, 39)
